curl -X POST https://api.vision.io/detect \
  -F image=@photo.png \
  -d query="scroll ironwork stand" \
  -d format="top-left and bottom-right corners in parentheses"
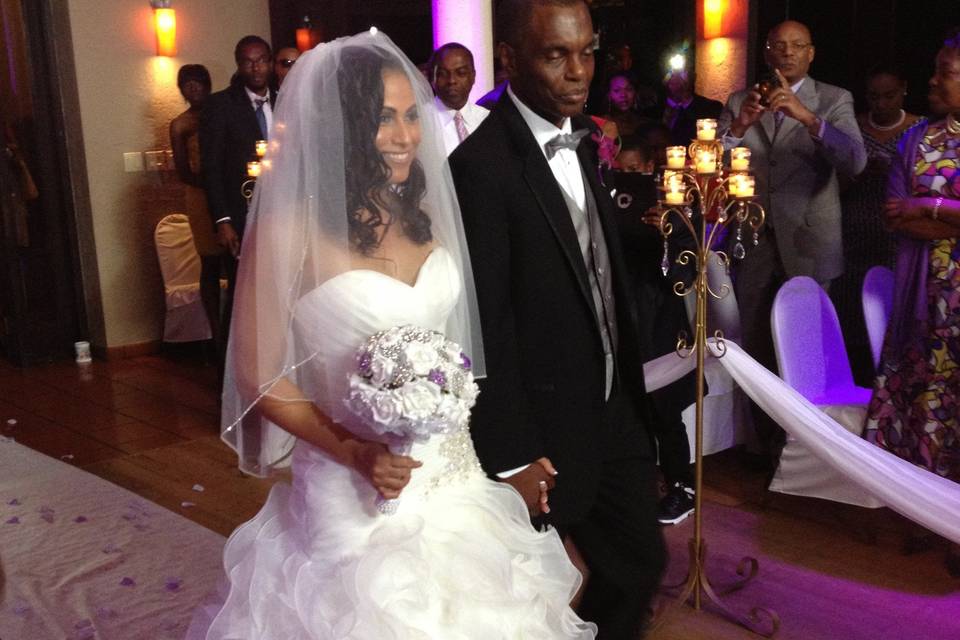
top-left (652, 136), bottom-right (780, 637)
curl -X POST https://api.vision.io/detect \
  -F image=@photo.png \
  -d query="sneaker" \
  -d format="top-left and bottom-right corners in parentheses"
top-left (657, 482), bottom-right (695, 525)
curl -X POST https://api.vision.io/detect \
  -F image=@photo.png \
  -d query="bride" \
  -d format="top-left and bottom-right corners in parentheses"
top-left (187, 31), bottom-right (596, 639)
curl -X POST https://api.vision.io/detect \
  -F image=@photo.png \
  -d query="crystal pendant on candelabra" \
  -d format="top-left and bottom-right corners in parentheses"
top-left (661, 237), bottom-right (671, 276)
top-left (733, 222), bottom-right (746, 260)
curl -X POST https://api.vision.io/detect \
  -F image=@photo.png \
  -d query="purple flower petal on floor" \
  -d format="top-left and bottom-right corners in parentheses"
top-left (121, 512), bottom-right (137, 521)
top-left (7, 498), bottom-right (20, 506)
top-left (74, 515), bottom-right (88, 523)
top-left (39, 505), bottom-right (54, 513)
top-left (13, 603), bottom-right (31, 617)
top-left (101, 543), bottom-right (121, 554)
top-left (60, 454), bottom-right (74, 461)
top-left (164, 576), bottom-right (183, 592)
top-left (40, 512), bottom-right (54, 524)
top-left (96, 607), bottom-right (118, 619)
top-left (119, 576), bottom-right (135, 587)
top-left (5, 516), bottom-right (19, 524)
top-left (192, 484), bottom-right (204, 492)
top-left (180, 501), bottom-right (195, 508)
top-left (74, 619), bottom-right (92, 629)
top-left (134, 523), bottom-right (150, 531)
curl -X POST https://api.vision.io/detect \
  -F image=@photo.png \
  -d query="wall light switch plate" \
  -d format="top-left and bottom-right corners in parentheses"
top-left (123, 152), bottom-right (144, 172)
top-left (144, 150), bottom-right (166, 172)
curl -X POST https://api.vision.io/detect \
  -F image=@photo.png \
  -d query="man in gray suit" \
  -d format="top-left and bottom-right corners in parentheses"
top-left (718, 20), bottom-right (866, 454)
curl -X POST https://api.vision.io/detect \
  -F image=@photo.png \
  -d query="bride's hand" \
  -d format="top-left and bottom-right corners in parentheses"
top-left (348, 441), bottom-right (423, 499)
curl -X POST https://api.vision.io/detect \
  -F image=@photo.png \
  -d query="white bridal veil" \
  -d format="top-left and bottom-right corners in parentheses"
top-left (220, 31), bottom-right (485, 476)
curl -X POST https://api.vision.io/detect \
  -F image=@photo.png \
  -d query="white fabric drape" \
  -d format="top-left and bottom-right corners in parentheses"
top-left (643, 339), bottom-right (960, 544)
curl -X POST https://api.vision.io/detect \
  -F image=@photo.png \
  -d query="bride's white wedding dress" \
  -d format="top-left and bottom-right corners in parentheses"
top-left (188, 247), bottom-right (596, 639)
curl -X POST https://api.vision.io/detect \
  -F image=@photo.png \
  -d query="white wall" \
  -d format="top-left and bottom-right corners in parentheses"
top-left (66, 0), bottom-right (270, 347)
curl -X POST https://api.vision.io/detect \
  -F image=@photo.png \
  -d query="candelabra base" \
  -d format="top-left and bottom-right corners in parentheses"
top-left (654, 537), bottom-right (780, 637)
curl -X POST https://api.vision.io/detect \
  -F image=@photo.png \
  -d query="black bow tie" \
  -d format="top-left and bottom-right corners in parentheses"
top-left (545, 129), bottom-right (590, 159)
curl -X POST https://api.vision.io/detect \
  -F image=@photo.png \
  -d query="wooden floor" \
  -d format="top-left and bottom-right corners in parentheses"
top-left (2, 347), bottom-right (958, 639)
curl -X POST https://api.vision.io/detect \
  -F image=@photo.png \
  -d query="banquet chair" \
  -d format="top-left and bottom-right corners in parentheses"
top-left (862, 265), bottom-right (895, 369)
top-left (154, 213), bottom-right (214, 343)
top-left (769, 276), bottom-right (883, 508)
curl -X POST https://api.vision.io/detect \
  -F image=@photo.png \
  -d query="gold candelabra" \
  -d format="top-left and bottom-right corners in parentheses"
top-left (242, 140), bottom-right (268, 204)
top-left (653, 120), bottom-right (779, 637)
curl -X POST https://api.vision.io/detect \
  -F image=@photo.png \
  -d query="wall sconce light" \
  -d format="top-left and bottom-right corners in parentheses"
top-left (703, 0), bottom-right (728, 39)
top-left (151, 0), bottom-right (177, 57)
top-left (296, 15), bottom-right (321, 52)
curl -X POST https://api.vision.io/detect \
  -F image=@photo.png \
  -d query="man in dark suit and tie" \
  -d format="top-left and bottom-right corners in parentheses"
top-left (449, 1), bottom-right (665, 637)
top-left (200, 35), bottom-right (276, 370)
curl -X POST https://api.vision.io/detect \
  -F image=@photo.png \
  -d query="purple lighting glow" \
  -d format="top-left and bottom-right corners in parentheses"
top-left (431, 0), bottom-right (493, 103)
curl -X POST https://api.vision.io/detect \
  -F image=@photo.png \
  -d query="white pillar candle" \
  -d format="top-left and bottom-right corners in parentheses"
top-left (731, 147), bottom-right (751, 171)
top-left (696, 118), bottom-right (717, 141)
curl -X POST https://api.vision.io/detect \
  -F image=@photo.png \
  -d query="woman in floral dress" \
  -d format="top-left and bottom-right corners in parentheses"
top-left (864, 31), bottom-right (960, 573)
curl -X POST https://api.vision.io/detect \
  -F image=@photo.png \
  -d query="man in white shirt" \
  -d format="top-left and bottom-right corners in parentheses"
top-left (431, 43), bottom-right (488, 155)
top-left (718, 20), bottom-right (866, 456)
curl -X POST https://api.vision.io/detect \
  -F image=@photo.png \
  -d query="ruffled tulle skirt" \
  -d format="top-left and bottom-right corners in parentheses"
top-left (186, 438), bottom-right (596, 639)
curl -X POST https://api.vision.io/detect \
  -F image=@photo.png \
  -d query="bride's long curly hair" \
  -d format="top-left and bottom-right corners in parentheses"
top-left (338, 47), bottom-right (432, 255)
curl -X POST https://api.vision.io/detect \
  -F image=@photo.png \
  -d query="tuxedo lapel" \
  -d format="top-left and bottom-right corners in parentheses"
top-left (497, 96), bottom-right (596, 314)
top-left (230, 84), bottom-right (265, 142)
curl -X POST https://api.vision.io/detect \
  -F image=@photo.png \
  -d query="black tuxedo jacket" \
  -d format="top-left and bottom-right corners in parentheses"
top-left (450, 93), bottom-right (658, 522)
top-left (200, 83), bottom-right (276, 238)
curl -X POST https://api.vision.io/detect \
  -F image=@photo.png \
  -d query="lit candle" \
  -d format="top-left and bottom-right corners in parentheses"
top-left (731, 147), bottom-right (751, 171)
top-left (695, 148), bottom-right (717, 174)
top-left (696, 118), bottom-right (717, 141)
top-left (728, 173), bottom-right (745, 197)
top-left (247, 161), bottom-right (262, 178)
top-left (664, 175), bottom-right (685, 204)
top-left (737, 175), bottom-right (755, 198)
top-left (255, 140), bottom-right (268, 158)
top-left (666, 146), bottom-right (687, 169)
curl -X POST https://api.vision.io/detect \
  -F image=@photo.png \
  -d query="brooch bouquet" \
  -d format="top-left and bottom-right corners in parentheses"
top-left (344, 325), bottom-right (479, 514)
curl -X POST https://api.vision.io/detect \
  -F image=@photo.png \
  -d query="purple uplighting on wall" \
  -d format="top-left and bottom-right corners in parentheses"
top-left (431, 0), bottom-right (493, 103)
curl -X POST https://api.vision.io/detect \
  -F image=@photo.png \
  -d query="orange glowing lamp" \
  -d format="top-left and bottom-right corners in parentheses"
top-left (703, 0), bottom-right (728, 39)
top-left (296, 15), bottom-right (321, 52)
top-left (151, 1), bottom-right (176, 57)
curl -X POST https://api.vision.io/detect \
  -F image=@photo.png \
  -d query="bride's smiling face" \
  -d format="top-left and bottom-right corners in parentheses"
top-left (376, 70), bottom-right (421, 184)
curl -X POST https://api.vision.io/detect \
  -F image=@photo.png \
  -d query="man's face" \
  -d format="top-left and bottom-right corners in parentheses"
top-left (501, 1), bottom-right (595, 126)
top-left (665, 72), bottom-right (690, 101)
top-left (434, 48), bottom-right (476, 110)
top-left (763, 21), bottom-right (815, 85)
top-left (237, 43), bottom-right (271, 93)
top-left (274, 47), bottom-right (300, 87)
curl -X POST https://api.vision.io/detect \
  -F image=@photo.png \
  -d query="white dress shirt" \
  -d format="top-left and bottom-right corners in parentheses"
top-left (435, 98), bottom-right (489, 155)
top-left (245, 85), bottom-right (273, 139)
top-left (506, 85), bottom-right (586, 209)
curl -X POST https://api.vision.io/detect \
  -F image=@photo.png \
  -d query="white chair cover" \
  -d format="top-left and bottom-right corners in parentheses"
top-left (862, 265), bottom-right (895, 370)
top-left (769, 276), bottom-right (881, 507)
top-left (154, 213), bottom-right (212, 343)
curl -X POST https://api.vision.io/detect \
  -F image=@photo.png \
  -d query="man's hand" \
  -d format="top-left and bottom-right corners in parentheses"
top-left (764, 69), bottom-right (818, 130)
top-left (348, 440), bottom-right (423, 500)
top-left (501, 457), bottom-right (558, 517)
top-left (730, 89), bottom-right (765, 138)
top-left (217, 221), bottom-right (241, 257)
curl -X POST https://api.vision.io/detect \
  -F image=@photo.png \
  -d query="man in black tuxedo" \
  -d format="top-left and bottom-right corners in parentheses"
top-left (449, 1), bottom-right (665, 636)
top-left (200, 35), bottom-right (276, 369)
top-left (661, 69), bottom-right (723, 146)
